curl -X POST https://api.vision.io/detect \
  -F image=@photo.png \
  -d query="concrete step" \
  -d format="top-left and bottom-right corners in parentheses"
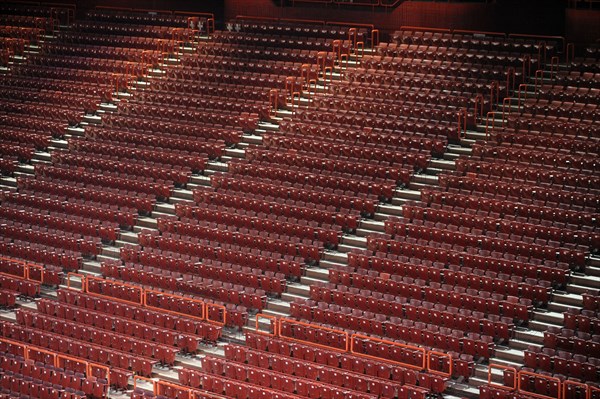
top-left (169, 196), bottom-right (194, 205)
top-left (528, 319), bottom-right (560, 333)
top-left (154, 202), bottom-right (176, 214)
top-left (321, 248), bottom-right (349, 263)
top-left (359, 219), bottom-right (385, 232)
top-left (189, 175), bottom-right (212, 186)
top-left (412, 174), bottom-right (438, 186)
top-left (266, 298), bottom-right (291, 314)
top-left (49, 139), bottom-right (68, 149)
top-left (446, 144), bottom-right (472, 156)
top-left (406, 181), bottom-right (432, 191)
top-left (171, 188), bottom-right (194, 201)
top-left (82, 260), bottom-right (103, 275)
top-left (355, 227), bottom-right (375, 238)
top-left (446, 382), bottom-right (481, 399)
top-left (424, 167), bottom-right (445, 176)
top-left (153, 210), bottom-right (175, 220)
top-left (547, 301), bottom-right (575, 314)
top-left (119, 231), bottom-right (139, 244)
top-left (319, 259), bottom-right (349, 270)
top-left (448, 379), bottom-right (484, 398)
top-left (470, 375), bottom-right (491, 387)
top-left (284, 284), bottom-right (310, 298)
top-left (443, 152), bottom-right (461, 161)
top-left (588, 257), bottom-right (600, 268)
top-left (261, 308), bottom-right (289, 320)
top-left (67, 126), bottom-right (84, 136)
top-left (300, 275), bottom-right (327, 287)
top-left (429, 158), bottom-right (456, 171)
top-left (32, 152), bottom-right (52, 162)
top-left (473, 364), bottom-right (504, 381)
top-left (101, 245), bottom-right (121, 258)
top-left (113, 239), bottom-right (133, 248)
top-left (241, 134), bottom-right (263, 145)
top-left (341, 235), bottom-right (367, 248)
top-left (257, 121), bottom-right (280, 131)
top-left (0, 184), bottom-right (16, 192)
top-left (206, 161), bottom-right (229, 173)
top-left (571, 272), bottom-right (600, 288)
top-left (82, 114), bottom-right (102, 124)
top-left (223, 148), bottom-right (246, 159)
top-left (463, 130), bottom-right (485, 142)
top-left (586, 265), bottom-right (600, 277)
top-left (508, 337), bottom-right (540, 351)
top-left (550, 292), bottom-right (583, 308)
top-left (376, 203), bottom-right (404, 218)
top-left (531, 309), bottom-right (563, 326)
top-left (336, 243), bottom-right (364, 254)
top-left (304, 267), bottom-right (329, 281)
top-left (136, 216), bottom-right (158, 230)
top-left (393, 188), bottom-right (421, 201)
top-left (99, 102), bottom-right (118, 112)
top-left (567, 283), bottom-right (596, 295)
top-left (0, 177), bottom-right (16, 188)
top-left (16, 164), bottom-right (35, 174)
top-left (13, 171), bottom-right (32, 180)
top-left (491, 347), bottom-right (524, 366)
top-left (513, 328), bottom-right (544, 346)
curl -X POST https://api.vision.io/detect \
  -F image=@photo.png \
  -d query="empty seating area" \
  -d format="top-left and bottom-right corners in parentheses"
top-left (0, 2), bottom-right (599, 399)
top-left (0, 352), bottom-right (107, 399)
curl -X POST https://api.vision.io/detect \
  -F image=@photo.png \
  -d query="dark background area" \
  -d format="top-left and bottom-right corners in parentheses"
top-left (39, 0), bottom-right (599, 46)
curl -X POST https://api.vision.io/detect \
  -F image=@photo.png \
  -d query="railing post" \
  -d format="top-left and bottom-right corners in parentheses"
top-left (427, 350), bottom-right (453, 377)
top-left (207, 18), bottom-right (215, 36)
top-left (485, 111), bottom-right (497, 140)
top-left (490, 81), bottom-right (499, 112)
top-left (522, 54), bottom-right (531, 78)
top-left (517, 83), bottom-right (529, 108)
top-left (332, 40), bottom-right (341, 63)
top-left (133, 376), bottom-right (157, 394)
top-left (323, 66), bottom-right (332, 87)
top-left (457, 108), bottom-right (467, 139)
top-left (291, 91), bottom-right (301, 114)
top-left (269, 89), bottom-right (279, 116)
top-left (565, 42), bottom-right (575, 63)
top-left (88, 362), bottom-right (110, 388)
top-left (300, 63), bottom-right (314, 89)
top-left (502, 97), bottom-right (518, 121)
top-left (356, 41), bottom-right (364, 58)
top-left (488, 364), bottom-right (517, 390)
top-left (534, 69), bottom-right (544, 91)
top-left (348, 28), bottom-right (357, 51)
top-left (538, 40), bottom-right (547, 68)
top-left (157, 381), bottom-right (192, 399)
top-left (317, 51), bottom-right (327, 74)
top-left (371, 29), bottom-right (379, 47)
top-left (506, 67), bottom-right (515, 96)
top-left (473, 94), bottom-right (484, 126)
top-left (285, 76), bottom-right (296, 106)
top-left (206, 303), bottom-right (226, 326)
top-left (550, 56), bottom-right (560, 79)
top-left (66, 272), bottom-right (85, 291)
top-left (562, 380), bottom-right (589, 399)
top-left (307, 78), bottom-right (317, 102)
top-left (518, 370), bottom-right (561, 399)
top-left (255, 313), bottom-right (279, 336)
top-left (340, 53), bottom-right (349, 72)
